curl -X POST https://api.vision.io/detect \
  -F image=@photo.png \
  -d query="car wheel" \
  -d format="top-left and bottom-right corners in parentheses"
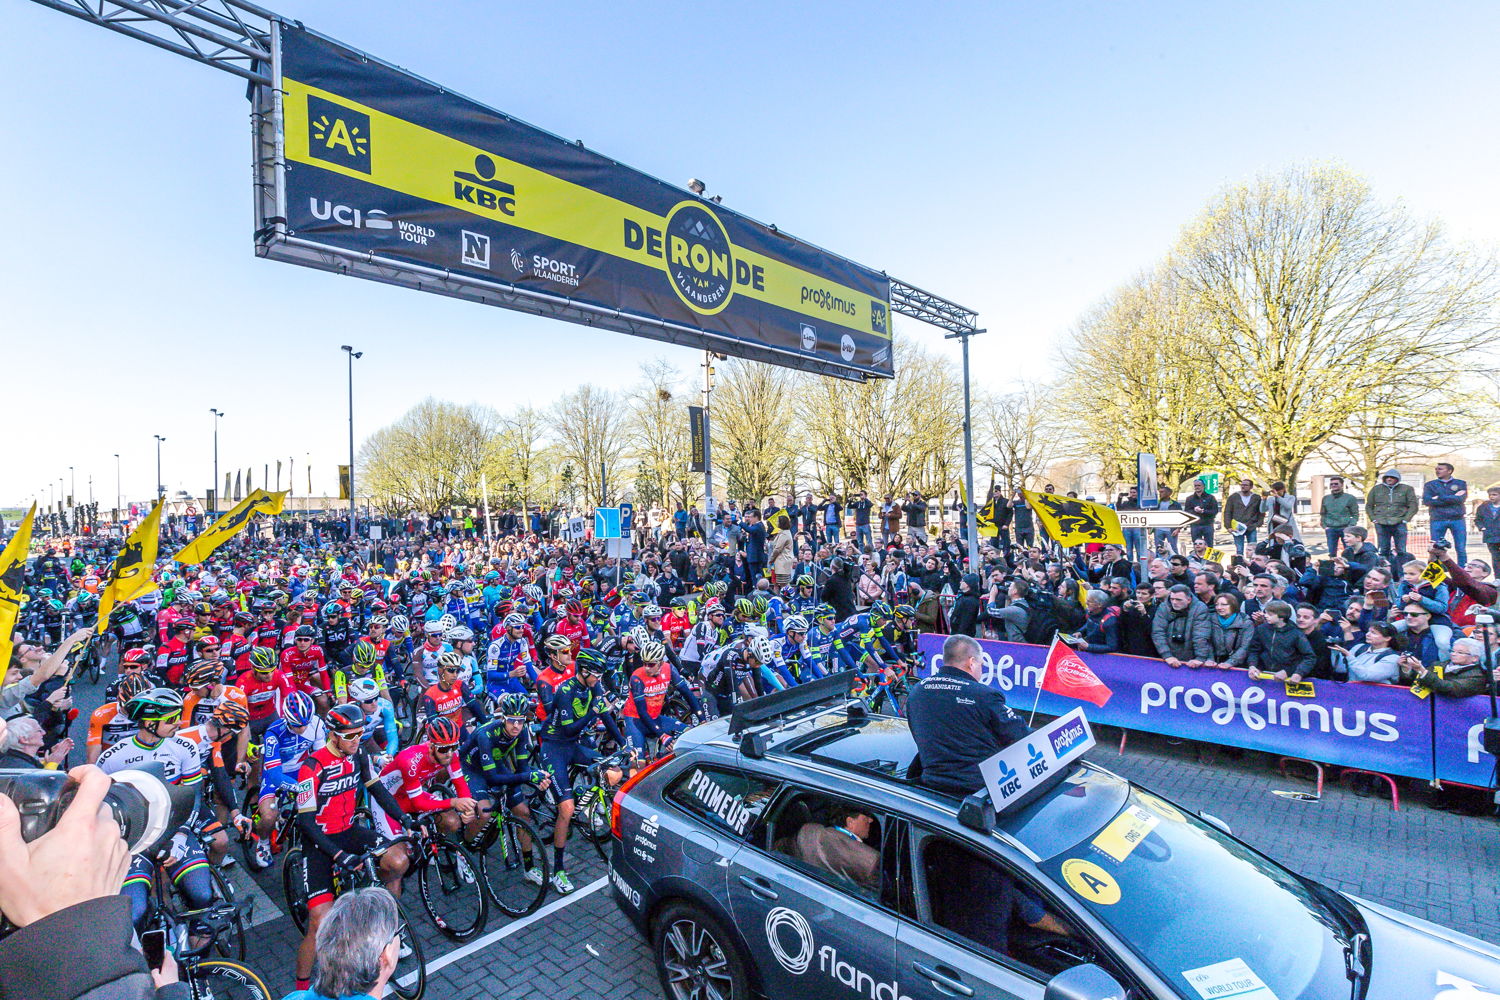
top-left (653, 901), bottom-right (751, 1000)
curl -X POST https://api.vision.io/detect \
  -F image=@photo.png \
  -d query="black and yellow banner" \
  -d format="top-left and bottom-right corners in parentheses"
top-left (174, 489), bottom-right (287, 566)
top-left (687, 406), bottom-right (707, 473)
top-left (1024, 490), bottom-right (1126, 547)
top-left (0, 505), bottom-right (35, 670)
top-left (275, 26), bottom-right (892, 380)
top-left (96, 500), bottom-right (164, 633)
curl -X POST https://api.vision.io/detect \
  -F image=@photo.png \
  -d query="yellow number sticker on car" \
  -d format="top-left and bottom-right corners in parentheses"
top-left (1061, 859), bottom-right (1121, 905)
top-left (1091, 805), bottom-right (1160, 863)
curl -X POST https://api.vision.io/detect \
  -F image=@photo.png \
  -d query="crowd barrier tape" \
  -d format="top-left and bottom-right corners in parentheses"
top-left (916, 633), bottom-right (1496, 785)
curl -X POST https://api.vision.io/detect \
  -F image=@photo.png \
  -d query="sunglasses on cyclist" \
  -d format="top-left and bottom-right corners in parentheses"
top-left (330, 728), bottom-right (363, 742)
top-left (433, 742), bottom-right (458, 753)
top-left (147, 711), bottom-right (183, 724)
top-left (441, 666), bottom-right (462, 675)
top-left (503, 715), bottom-right (528, 724)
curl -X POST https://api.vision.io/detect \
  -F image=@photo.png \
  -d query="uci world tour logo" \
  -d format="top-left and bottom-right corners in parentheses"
top-left (663, 201), bottom-right (734, 315)
top-left (764, 907), bottom-right (814, 975)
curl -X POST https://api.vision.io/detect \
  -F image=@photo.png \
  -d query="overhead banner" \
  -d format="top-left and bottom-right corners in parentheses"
top-left (687, 405), bottom-right (707, 473)
top-left (916, 634), bottom-right (1441, 782)
top-left (267, 26), bottom-right (892, 380)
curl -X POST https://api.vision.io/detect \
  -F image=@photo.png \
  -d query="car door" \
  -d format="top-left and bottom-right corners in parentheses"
top-left (726, 783), bottom-right (900, 1000)
top-left (656, 762), bottom-right (780, 907)
top-left (895, 826), bottom-right (1138, 1000)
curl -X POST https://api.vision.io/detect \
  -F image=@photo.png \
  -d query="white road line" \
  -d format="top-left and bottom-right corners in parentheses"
top-left (397, 875), bottom-right (610, 986)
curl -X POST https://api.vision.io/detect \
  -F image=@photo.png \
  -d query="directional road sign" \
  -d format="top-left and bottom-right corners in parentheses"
top-left (1118, 509), bottom-right (1197, 529)
top-left (594, 507), bottom-right (622, 540)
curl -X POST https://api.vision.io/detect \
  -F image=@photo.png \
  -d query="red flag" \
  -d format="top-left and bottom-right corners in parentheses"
top-left (1040, 637), bottom-right (1114, 707)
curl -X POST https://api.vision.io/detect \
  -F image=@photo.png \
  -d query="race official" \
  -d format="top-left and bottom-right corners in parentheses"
top-left (906, 634), bottom-right (1028, 796)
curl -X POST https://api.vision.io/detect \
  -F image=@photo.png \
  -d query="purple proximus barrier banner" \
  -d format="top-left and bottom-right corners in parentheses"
top-left (916, 633), bottom-right (1438, 781)
top-left (1432, 695), bottom-right (1498, 786)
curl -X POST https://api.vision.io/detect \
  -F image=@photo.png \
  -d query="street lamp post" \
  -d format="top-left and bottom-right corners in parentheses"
top-left (154, 435), bottom-right (167, 499)
top-left (68, 466), bottom-right (75, 507)
top-left (945, 327), bottom-right (985, 571)
top-left (341, 345), bottom-right (362, 539)
top-left (113, 453), bottom-right (121, 512)
top-left (210, 408), bottom-right (225, 515)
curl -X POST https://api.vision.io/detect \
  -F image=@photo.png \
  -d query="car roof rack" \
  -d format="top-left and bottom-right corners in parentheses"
top-left (730, 672), bottom-right (857, 757)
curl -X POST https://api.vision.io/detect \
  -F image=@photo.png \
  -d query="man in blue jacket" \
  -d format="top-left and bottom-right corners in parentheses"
top-left (1423, 463), bottom-right (1469, 563)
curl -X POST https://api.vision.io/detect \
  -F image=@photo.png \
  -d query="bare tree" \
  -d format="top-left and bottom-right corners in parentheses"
top-left (359, 398), bottom-right (502, 514)
top-left (496, 405), bottom-right (551, 511)
top-left (625, 360), bottom-right (694, 508)
top-left (711, 357), bottom-right (797, 503)
top-left (981, 383), bottom-right (1053, 491)
top-left (1173, 164), bottom-right (1500, 484)
top-left (551, 385), bottom-right (626, 508)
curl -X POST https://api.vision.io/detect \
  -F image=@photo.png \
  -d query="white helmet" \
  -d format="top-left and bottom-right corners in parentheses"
top-left (747, 637), bottom-right (776, 663)
top-left (348, 677), bottom-right (381, 702)
top-left (640, 640), bottom-right (667, 663)
top-left (502, 613), bottom-right (527, 629)
top-left (423, 620), bottom-right (445, 637)
top-left (783, 615), bottom-right (809, 633)
top-left (445, 625), bottom-right (475, 643)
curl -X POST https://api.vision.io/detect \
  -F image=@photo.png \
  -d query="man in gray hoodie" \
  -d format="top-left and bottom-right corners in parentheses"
top-left (1365, 470), bottom-right (1418, 566)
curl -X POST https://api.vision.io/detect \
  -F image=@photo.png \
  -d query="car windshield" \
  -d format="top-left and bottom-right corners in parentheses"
top-left (1028, 774), bottom-right (1354, 999)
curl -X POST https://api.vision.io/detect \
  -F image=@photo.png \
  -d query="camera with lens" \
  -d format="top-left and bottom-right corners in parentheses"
top-left (0, 762), bottom-right (195, 858)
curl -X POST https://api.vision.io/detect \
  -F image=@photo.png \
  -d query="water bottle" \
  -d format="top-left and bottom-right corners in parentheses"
top-left (0, 763), bottom-right (194, 857)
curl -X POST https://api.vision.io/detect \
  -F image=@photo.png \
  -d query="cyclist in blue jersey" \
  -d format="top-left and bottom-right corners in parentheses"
top-left (485, 613), bottom-right (538, 698)
top-left (463, 693), bottom-right (551, 885)
top-left (249, 691), bottom-right (326, 869)
top-left (777, 615), bottom-right (828, 683)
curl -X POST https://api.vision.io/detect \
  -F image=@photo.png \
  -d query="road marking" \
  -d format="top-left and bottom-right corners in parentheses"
top-left (398, 875), bottom-right (609, 986)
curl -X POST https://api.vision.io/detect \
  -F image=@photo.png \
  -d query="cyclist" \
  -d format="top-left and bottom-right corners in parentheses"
top-left (156, 619), bottom-right (194, 685)
top-left (419, 650), bottom-right (489, 735)
top-left (235, 645), bottom-right (295, 743)
top-left (248, 691), bottom-right (326, 870)
top-left (790, 574), bottom-right (820, 615)
top-left (413, 620), bottom-right (447, 686)
top-left (95, 687), bottom-right (215, 929)
top-left (621, 640), bottom-right (702, 755)
top-left (536, 649), bottom-right (627, 894)
top-left (484, 613), bottom-right (537, 699)
top-left (178, 701), bottom-right (255, 868)
top-left (293, 702), bottom-right (414, 993)
top-left (281, 624), bottom-right (332, 712)
top-left (374, 716), bottom-right (478, 841)
top-left (777, 615), bottom-right (828, 683)
top-left (679, 600), bottom-right (729, 680)
top-left (85, 671), bottom-right (153, 763)
top-left (331, 639), bottom-right (388, 703)
top-left (462, 692), bottom-right (549, 883)
top-left (348, 676), bottom-right (400, 757)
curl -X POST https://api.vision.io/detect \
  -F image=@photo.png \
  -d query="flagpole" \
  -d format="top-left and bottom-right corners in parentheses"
top-left (1030, 636), bottom-right (1059, 726)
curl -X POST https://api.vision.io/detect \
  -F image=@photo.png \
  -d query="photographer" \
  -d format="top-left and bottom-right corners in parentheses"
top-left (0, 755), bottom-right (186, 1000)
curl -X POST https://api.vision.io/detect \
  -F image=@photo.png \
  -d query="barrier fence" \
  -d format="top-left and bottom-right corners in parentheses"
top-left (915, 633), bottom-right (1497, 787)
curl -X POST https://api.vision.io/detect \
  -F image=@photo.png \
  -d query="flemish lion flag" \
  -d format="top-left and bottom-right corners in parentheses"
top-left (1023, 490), bottom-right (1125, 547)
top-left (0, 504), bottom-right (36, 670)
top-left (96, 499), bottom-right (164, 633)
top-left (174, 490), bottom-right (288, 566)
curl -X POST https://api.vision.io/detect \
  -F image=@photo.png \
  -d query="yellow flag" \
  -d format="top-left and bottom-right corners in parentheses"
top-left (976, 499), bottom-right (1000, 538)
top-left (1203, 546), bottom-right (1227, 565)
top-left (1420, 561), bottom-right (1448, 587)
top-left (96, 500), bottom-right (164, 632)
top-left (0, 505), bottom-right (36, 670)
top-left (174, 489), bottom-right (288, 567)
top-left (1023, 490), bottom-right (1125, 547)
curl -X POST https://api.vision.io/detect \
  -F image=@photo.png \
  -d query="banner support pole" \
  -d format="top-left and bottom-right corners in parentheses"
top-left (945, 327), bottom-right (985, 572)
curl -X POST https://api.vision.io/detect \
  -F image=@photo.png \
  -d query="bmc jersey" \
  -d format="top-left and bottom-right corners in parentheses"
top-left (295, 746), bottom-right (377, 837)
top-left (235, 668), bottom-right (295, 721)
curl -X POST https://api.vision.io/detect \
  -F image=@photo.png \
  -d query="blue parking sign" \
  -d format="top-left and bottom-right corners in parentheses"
top-left (620, 502), bottom-right (634, 532)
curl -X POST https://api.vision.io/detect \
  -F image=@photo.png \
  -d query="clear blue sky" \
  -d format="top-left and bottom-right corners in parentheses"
top-left (4, 0), bottom-right (1496, 508)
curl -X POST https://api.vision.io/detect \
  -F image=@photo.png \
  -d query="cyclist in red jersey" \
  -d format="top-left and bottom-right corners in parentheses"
top-left (553, 600), bottom-right (591, 654)
top-left (156, 620), bottom-right (194, 685)
top-left (280, 624), bottom-right (331, 711)
top-left (532, 635), bottom-right (576, 722)
top-left (374, 717), bottom-right (477, 839)
top-left (293, 703), bottom-right (412, 990)
top-left (419, 651), bottom-right (488, 734)
top-left (250, 602), bottom-right (283, 648)
top-left (235, 646), bottom-right (295, 740)
top-left (219, 611), bottom-right (257, 671)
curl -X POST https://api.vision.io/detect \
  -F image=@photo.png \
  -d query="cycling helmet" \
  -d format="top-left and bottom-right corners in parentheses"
top-left (779, 586), bottom-right (797, 601)
top-left (116, 672), bottom-right (153, 702)
top-left (423, 620), bottom-right (445, 637)
top-left (543, 633), bottom-right (573, 652)
top-left (445, 625), bottom-right (475, 643)
top-left (249, 646), bottom-right (278, 672)
top-left (326, 702), bottom-right (366, 732)
top-left (75, 593), bottom-right (98, 610)
top-left (795, 574), bottom-right (815, 589)
top-left (320, 601), bottom-right (346, 622)
top-left (347, 677), bottom-right (381, 702)
top-left (438, 613), bottom-right (457, 630)
top-left (424, 716), bottom-right (461, 746)
top-left (369, 615), bottom-right (389, 629)
top-left (438, 650), bottom-right (465, 672)
top-left (784, 615), bottom-right (810, 633)
top-left (639, 640), bottom-right (667, 663)
top-left (282, 691), bottom-right (315, 728)
top-left (704, 581), bottom-right (727, 598)
top-left (294, 625), bottom-right (316, 640)
top-left (502, 613), bottom-right (526, 630)
top-left (447, 582), bottom-right (464, 595)
top-left (734, 598), bottom-right (755, 618)
top-left (170, 619), bottom-right (193, 634)
top-left (565, 599), bottom-right (584, 617)
top-left (893, 603), bottom-right (917, 622)
top-left (121, 648), bottom-right (152, 668)
top-left (626, 625), bottom-right (650, 647)
top-left (752, 595), bottom-right (770, 616)
top-left (704, 599), bottom-right (725, 616)
top-left (523, 585), bottom-right (544, 604)
top-left (193, 602), bottom-right (213, 616)
top-left (211, 701), bottom-right (251, 730)
top-left (811, 604), bottom-right (836, 622)
top-left (390, 615), bottom-right (410, 634)
top-left (185, 661), bottom-right (224, 687)
top-left (194, 634), bottom-right (221, 651)
top-left (497, 692), bottom-right (531, 720)
top-left (575, 648), bottom-right (606, 675)
top-left (124, 687), bottom-right (184, 723)
top-left (232, 611), bottom-right (254, 627)
top-left (869, 600), bottom-right (893, 621)
top-left (588, 604), bottom-right (611, 623)
top-left (352, 640), bottom-right (378, 666)
top-left (642, 604), bottom-right (662, 619)
top-left (747, 637), bottom-right (776, 663)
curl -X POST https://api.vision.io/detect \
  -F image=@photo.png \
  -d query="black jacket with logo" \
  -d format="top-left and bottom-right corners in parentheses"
top-left (907, 665), bottom-right (1029, 796)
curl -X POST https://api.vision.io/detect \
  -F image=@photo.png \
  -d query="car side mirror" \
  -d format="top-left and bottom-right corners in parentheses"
top-left (1044, 963), bottom-right (1127, 1000)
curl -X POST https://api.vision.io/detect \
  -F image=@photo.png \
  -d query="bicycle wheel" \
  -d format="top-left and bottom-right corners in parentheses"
top-left (208, 867), bottom-right (246, 961)
top-left (190, 959), bottom-right (272, 1000)
top-left (416, 838), bottom-right (487, 940)
top-left (282, 847), bottom-right (311, 935)
top-left (389, 905), bottom-right (427, 1000)
top-left (575, 783), bottom-right (613, 860)
top-left (482, 814), bottom-right (550, 917)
